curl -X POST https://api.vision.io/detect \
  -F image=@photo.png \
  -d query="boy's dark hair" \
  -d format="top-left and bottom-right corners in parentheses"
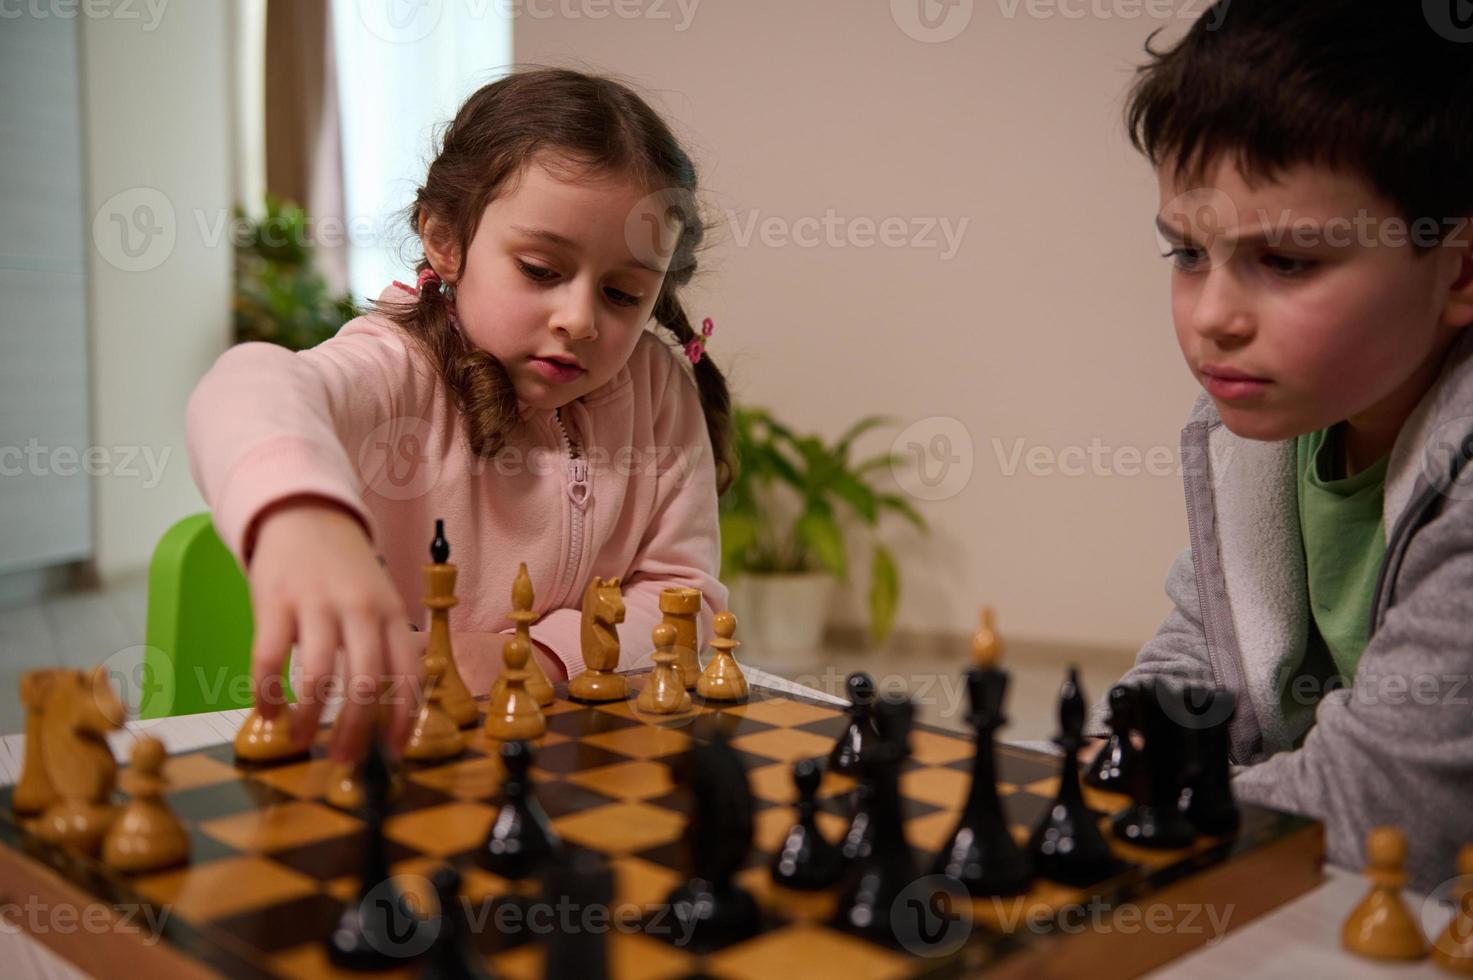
top-left (1126, 1), bottom-right (1473, 248)
top-left (375, 67), bottom-right (733, 493)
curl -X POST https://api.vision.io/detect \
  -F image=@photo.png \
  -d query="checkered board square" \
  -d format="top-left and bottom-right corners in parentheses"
top-left (0, 675), bottom-right (1324, 979)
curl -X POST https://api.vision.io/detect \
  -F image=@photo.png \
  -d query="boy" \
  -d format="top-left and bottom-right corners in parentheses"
top-left (1103, 0), bottom-right (1473, 893)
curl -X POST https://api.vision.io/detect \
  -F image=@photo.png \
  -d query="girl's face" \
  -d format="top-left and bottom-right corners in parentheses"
top-left (1158, 159), bottom-right (1471, 447)
top-left (425, 156), bottom-right (680, 412)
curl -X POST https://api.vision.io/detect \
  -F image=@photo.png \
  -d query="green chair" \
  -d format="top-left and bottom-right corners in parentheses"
top-left (142, 513), bottom-right (269, 718)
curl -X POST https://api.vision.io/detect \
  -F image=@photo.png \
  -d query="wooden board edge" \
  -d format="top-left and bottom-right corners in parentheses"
top-left (0, 842), bottom-right (222, 980)
top-left (985, 820), bottom-right (1327, 980)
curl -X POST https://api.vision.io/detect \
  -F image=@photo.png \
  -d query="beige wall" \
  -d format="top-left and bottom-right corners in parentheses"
top-left (517, 2), bottom-right (1204, 650)
top-left (81, 4), bottom-right (231, 579)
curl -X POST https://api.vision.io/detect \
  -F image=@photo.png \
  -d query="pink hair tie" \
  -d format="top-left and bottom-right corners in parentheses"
top-left (416, 267), bottom-right (443, 292)
top-left (685, 317), bottom-right (715, 365)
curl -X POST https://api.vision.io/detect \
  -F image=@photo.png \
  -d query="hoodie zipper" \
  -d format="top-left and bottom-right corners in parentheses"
top-left (552, 408), bottom-right (590, 606)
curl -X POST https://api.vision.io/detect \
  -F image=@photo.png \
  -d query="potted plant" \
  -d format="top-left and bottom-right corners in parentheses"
top-left (233, 195), bottom-right (357, 351)
top-left (719, 407), bottom-right (927, 657)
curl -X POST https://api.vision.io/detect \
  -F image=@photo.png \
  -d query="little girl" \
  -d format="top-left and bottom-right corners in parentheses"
top-left (186, 69), bottom-right (733, 761)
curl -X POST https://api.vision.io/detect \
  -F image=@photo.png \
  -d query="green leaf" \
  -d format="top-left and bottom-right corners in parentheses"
top-left (868, 545), bottom-right (899, 645)
top-left (877, 493), bottom-right (928, 532)
top-left (830, 472), bottom-right (879, 525)
top-left (797, 505), bottom-right (847, 580)
top-left (761, 444), bottom-right (804, 490)
top-left (853, 451), bottom-right (903, 476)
top-left (761, 414), bottom-right (799, 443)
top-left (835, 415), bottom-right (894, 463)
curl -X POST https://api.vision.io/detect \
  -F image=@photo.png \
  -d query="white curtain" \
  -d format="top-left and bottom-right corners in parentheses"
top-left (330, 0), bottom-right (514, 305)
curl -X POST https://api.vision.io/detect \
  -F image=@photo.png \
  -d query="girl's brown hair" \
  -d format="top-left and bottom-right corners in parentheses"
top-left (375, 67), bottom-right (733, 492)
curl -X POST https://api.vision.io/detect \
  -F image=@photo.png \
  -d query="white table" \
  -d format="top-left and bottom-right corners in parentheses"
top-left (0, 668), bottom-right (1454, 979)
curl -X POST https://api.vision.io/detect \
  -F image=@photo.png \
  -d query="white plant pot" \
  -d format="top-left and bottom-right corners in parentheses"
top-left (725, 572), bottom-right (837, 661)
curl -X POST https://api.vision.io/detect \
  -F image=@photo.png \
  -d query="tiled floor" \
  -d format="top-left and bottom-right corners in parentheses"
top-left (0, 577), bottom-right (1138, 742)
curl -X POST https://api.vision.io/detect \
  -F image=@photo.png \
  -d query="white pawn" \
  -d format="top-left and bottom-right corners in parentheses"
top-left (1341, 826), bottom-right (1427, 961)
top-left (103, 737), bottom-right (189, 873)
top-left (638, 623), bottom-right (692, 714)
top-left (696, 611), bottom-right (748, 703)
top-left (484, 635), bottom-right (547, 741)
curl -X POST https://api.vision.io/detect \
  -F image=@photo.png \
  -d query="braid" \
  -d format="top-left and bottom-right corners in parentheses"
top-left (386, 261), bottom-right (521, 458)
top-left (654, 292), bottom-right (734, 494)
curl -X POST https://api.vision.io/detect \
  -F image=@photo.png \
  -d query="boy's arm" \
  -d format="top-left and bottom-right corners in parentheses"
top-left (1088, 546), bottom-right (1219, 732)
top-left (1229, 500), bottom-right (1473, 893)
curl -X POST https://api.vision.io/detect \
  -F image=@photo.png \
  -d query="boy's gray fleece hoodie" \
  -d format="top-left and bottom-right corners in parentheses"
top-left (1101, 328), bottom-right (1473, 895)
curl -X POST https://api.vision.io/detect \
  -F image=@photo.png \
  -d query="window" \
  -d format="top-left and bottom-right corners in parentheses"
top-left (330, 0), bottom-right (512, 304)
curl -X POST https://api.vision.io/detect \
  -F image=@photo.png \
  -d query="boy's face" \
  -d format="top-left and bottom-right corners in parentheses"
top-left (424, 155), bottom-right (678, 412)
top-left (1157, 159), bottom-right (1469, 444)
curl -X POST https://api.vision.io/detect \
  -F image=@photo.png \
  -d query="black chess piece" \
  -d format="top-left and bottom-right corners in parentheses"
top-left (482, 740), bottom-right (560, 880)
top-left (1027, 668), bottom-right (1125, 887)
top-left (833, 692), bottom-right (919, 944)
top-left (327, 738), bottom-right (423, 970)
top-left (431, 517), bottom-right (450, 564)
top-left (829, 672), bottom-right (877, 776)
top-left (1111, 678), bottom-right (1198, 849)
top-left (662, 735), bottom-right (761, 951)
top-left (1084, 683), bottom-right (1147, 802)
top-left (1174, 686), bottom-right (1240, 837)
top-left (544, 849), bottom-right (614, 980)
top-left (932, 663), bottom-right (1033, 897)
top-left (419, 866), bottom-right (491, 980)
top-left (771, 758), bottom-right (845, 890)
top-left (842, 751), bottom-right (872, 860)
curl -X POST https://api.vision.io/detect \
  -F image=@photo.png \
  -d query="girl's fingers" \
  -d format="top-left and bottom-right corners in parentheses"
top-left (249, 605), bottom-right (294, 720)
top-left (330, 671), bottom-right (380, 763)
top-left (290, 642), bottom-right (338, 746)
top-left (383, 621), bottom-right (422, 753)
top-left (290, 610), bottom-right (339, 738)
top-left (332, 615), bottom-right (388, 762)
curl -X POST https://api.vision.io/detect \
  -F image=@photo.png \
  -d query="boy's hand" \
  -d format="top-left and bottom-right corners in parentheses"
top-left (247, 496), bottom-right (421, 762)
top-left (1079, 735), bottom-right (1107, 765)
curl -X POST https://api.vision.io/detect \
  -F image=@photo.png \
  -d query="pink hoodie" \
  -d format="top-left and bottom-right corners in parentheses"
top-left (185, 282), bottom-right (726, 677)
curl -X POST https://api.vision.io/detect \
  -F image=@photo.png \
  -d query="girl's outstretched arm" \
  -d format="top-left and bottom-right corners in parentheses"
top-left (186, 311), bottom-right (436, 759)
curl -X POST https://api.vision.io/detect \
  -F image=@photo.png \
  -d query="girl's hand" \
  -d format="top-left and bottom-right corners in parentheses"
top-left (246, 496), bottom-right (421, 761)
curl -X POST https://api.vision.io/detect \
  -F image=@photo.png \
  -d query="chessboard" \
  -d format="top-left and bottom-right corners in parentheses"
top-left (0, 672), bottom-right (1323, 980)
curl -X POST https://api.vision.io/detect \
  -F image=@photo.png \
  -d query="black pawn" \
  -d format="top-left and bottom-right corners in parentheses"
top-left (1084, 684), bottom-right (1146, 802)
top-left (771, 759), bottom-right (845, 890)
top-left (1027, 668), bottom-right (1123, 886)
top-left (1111, 679), bottom-right (1198, 849)
top-left (932, 665), bottom-right (1032, 897)
top-left (833, 692), bottom-right (918, 943)
top-left (663, 735), bottom-right (761, 950)
top-left (483, 740), bottom-right (560, 880)
top-left (544, 850), bottom-right (613, 980)
top-left (430, 517), bottom-right (450, 563)
top-left (1175, 686), bottom-right (1240, 837)
top-left (327, 738), bottom-right (423, 969)
top-left (829, 672), bottom-right (877, 775)
top-left (420, 867), bottom-right (491, 980)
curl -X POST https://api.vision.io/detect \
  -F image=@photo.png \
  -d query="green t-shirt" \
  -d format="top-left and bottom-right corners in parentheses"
top-left (1295, 424), bottom-right (1390, 683)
